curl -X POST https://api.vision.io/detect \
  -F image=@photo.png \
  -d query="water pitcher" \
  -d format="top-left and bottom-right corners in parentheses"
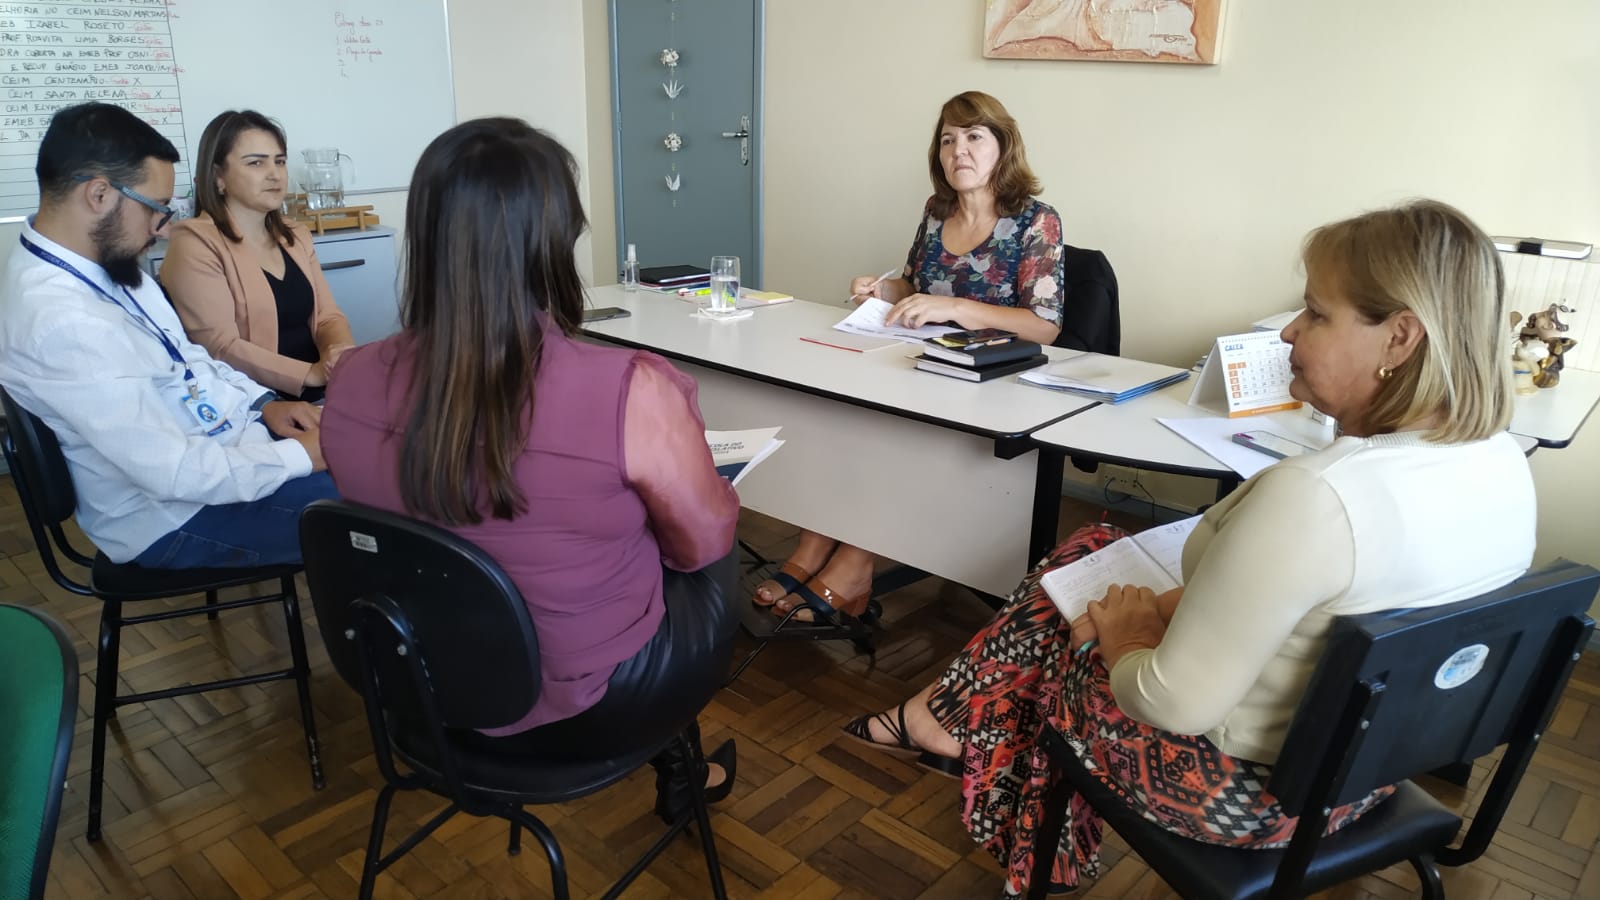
top-left (301, 148), bottom-right (356, 210)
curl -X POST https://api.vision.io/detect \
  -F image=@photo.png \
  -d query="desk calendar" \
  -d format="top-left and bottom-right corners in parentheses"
top-left (1189, 331), bottom-right (1302, 417)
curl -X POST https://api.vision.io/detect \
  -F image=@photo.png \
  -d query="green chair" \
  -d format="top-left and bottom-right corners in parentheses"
top-left (0, 604), bottom-right (79, 900)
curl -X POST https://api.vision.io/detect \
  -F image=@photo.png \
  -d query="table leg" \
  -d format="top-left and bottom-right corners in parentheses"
top-left (1029, 447), bottom-right (1067, 566)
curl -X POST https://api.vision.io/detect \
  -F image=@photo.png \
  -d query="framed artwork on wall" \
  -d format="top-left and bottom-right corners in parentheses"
top-left (983, 0), bottom-right (1225, 65)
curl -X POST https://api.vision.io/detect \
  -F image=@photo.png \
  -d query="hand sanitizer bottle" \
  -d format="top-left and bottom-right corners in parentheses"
top-left (623, 243), bottom-right (640, 292)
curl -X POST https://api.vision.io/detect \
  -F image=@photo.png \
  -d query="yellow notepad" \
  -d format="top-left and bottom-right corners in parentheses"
top-left (741, 289), bottom-right (794, 304)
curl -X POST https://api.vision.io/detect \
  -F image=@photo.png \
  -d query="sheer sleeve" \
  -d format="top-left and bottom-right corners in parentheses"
top-left (1016, 204), bottom-right (1065, 323)
top-left (621, 353), bottom-right (740, 571)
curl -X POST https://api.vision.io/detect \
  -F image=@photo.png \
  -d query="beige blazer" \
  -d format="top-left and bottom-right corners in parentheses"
top-left (160, 214), bottom-right (354, 396)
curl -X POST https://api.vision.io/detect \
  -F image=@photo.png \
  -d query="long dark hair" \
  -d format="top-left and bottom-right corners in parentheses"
top-left (396, 118), bottom-right (588, 525)
top-left (193, 109), bottom-right (296, 246)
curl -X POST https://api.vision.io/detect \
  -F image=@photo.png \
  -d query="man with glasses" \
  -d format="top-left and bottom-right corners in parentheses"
top-left (0, 102), bottom-right (337, 568)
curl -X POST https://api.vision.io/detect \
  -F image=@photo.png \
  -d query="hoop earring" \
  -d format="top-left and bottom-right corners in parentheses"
top-left (1377, 364), bottom-right (1393, 380)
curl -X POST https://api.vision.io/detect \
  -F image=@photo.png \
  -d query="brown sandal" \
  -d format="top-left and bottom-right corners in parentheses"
top-left (751, 560), bottom-right (812, 609)
top-left (776, 575), bottom-right (872, 623)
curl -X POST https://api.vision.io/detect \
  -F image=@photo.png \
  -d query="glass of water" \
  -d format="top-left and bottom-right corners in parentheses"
top-left (707, 255), bottom-right (740, 317)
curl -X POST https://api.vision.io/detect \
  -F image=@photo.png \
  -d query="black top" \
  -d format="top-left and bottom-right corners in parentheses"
top-left (264, 247), bottom-right (322, 401)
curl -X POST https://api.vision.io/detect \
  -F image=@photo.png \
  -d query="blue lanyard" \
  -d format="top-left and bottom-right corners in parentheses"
top-left (19, 234), bottom-right (200, 399)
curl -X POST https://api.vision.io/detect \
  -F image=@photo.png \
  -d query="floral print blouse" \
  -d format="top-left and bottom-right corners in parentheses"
top-left (902, 196), bottom-right (1065, 323)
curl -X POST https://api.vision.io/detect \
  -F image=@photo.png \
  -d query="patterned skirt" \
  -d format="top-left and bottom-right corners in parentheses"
top-left (927, 524), bottom-right (1392, 896)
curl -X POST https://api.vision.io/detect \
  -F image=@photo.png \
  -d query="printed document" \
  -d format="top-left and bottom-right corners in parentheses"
top-left (706, 427), bottom-right (783, 487)
top-left (833, 298), bottom-right (959, 344)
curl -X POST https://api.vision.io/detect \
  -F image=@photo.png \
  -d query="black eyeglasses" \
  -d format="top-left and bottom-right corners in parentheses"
top-left (73, 174), bottom-right (176, 229)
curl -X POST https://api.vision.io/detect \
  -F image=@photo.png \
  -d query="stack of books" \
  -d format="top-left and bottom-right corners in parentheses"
top-left (1018, 352), bottom-right (1190, 402)
top-left (912, 329), bottom-right (1048, 382)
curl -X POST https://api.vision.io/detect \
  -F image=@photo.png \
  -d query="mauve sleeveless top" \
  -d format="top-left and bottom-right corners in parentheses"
top-left (321, 328), bottom-right (666, 732)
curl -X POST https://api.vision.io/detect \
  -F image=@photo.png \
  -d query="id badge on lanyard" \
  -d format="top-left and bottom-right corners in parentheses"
top-left (181, 386), bottom-right (232, 436)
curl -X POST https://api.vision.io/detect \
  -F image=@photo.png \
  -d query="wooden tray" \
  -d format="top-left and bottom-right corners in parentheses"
top-left (283, 193), bottom-right (381, 234)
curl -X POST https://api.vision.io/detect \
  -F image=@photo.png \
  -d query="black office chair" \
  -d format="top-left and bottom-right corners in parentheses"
top-left (1054, 244), bottom-right (1120, 356)
top-left (0, 388), bottom-right (322, 842)
top-left (299, 499), bottom-right (731, 900)
top-left (0, 604), bottom-right (78, 900)
top-left (1026, 560), bottom-right (1599, 900)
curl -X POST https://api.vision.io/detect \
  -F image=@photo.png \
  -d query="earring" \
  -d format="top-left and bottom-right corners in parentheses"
top-left (1377, 364), bottom-right (1393, 380)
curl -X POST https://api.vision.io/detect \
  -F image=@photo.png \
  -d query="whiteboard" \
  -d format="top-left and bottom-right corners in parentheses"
top-left (0, 0), bottom-right (455, 221)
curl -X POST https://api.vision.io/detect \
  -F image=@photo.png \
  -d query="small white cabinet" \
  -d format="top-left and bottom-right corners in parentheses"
top-left (147, 225), bottom-right (401, 346)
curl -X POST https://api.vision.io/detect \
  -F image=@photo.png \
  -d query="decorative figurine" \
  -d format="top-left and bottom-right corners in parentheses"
top-left (1510, 303), bottom-right (1577, 391)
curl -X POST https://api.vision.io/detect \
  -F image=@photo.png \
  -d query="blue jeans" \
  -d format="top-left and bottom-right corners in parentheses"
top-left (134, 472), bottom-right (339, 569)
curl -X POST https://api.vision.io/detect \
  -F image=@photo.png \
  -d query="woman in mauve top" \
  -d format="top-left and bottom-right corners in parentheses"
top-left (320, 118), bottom-right (741, 817)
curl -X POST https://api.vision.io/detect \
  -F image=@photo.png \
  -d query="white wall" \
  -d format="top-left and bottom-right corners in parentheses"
top-left (369, 0), bottom-right (595, 278)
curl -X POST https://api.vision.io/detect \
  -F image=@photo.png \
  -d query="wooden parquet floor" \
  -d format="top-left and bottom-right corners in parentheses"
top-left (4, 476), bottom-right (1598, 899)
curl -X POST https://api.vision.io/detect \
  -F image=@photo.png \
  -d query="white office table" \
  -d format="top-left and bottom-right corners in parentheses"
top-left (1029, 378), bottom-right (1545, 544)
top-left (581, 285), bottom-right (1095, 595)
top-left (1509, 368), bottom-right (1600, 449)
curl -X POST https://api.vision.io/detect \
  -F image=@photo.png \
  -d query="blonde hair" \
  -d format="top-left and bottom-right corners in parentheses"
top-left (1302, 199), bottom-right (1511, 443)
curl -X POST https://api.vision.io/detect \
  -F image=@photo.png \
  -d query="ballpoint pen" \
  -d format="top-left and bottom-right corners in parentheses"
top-left (848, 267), bottom-right (899, 302)
top-left (677, 286), bottom-right (713, 297)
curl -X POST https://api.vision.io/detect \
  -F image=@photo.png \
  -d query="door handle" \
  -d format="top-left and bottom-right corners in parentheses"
top-left (321, 259), bottom-right (367, 271)
top-left (720, 115), bottom-right (751, 166)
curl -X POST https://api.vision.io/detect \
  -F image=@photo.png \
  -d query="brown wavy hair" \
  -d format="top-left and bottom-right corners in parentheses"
top-left (396, 118), bottom-right (588, 525)
top-left (927, 91), bottom-right (1041, 219)
top-left (193, 109), bottom-right (296, 246)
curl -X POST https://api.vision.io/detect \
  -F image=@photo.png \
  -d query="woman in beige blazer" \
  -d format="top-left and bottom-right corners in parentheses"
top-left (160, 110), bottom-right (354, 400)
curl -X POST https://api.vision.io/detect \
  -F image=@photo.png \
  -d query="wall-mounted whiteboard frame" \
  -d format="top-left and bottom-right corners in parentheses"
top-left (1, 0), bottom-right (455, 223)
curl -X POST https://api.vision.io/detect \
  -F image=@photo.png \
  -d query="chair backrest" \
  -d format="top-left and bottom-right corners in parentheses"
top-left (0, 388), bottom-right (78, 530)
top-left (0, 604), bottom-right (79, 900)
top-left (0, 388), bottom-right (95, 592)
top-left (299, 499), bottom-right (542, 732)
top-left (1269, 560), bottom-right (1597, 841)
top-left (1053, 245), bottom-right (1121, 355)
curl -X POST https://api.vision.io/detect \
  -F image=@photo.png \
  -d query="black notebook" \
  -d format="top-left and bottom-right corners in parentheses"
top-left (638, 264), bottom-right (711, 288)
top-left (913, 353), bottom-right (1049, 382)
top-left (921, 339), bottom-right (1042, 367)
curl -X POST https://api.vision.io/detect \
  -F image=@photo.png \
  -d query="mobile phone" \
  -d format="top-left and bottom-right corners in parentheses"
top-left (1231, 430), bottom-right (1314, 460)
top-left (930, 328), bottom-right (1017, 349)
top-left (583, 307), bottom-right (631, 323)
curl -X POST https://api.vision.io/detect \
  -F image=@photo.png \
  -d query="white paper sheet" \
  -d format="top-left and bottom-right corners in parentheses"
top-left (706, 427), bottom-right (784, 486)
top-left (1156, 416), bottom-right (1294, 478)
top-left (832, 298), bottom-right (959, 344)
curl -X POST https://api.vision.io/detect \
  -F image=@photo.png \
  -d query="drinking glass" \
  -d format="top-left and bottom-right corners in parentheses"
top-left (707, 255), bottom-right (740, 317)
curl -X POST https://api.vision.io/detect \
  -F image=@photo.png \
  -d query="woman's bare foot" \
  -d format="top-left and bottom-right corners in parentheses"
top-left (774, 543), bottom-right (875, 622)
top-left (705, 762), bottom-right (726, 790)
top-left (858, 685), bottom-right (962, 759)
top-left (752, 530), bottom-right (837, 607)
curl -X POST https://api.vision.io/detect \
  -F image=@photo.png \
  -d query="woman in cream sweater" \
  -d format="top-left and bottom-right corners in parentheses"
top-left (844, 200), bottom-right (1536, 896)
top-left (160, 110), bottom-right (354, 401)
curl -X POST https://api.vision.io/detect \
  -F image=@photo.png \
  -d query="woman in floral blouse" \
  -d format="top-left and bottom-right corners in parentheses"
top-left (753, 91), bottom-right (1066, 625)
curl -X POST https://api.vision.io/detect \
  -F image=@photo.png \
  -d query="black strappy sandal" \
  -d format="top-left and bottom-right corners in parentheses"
top-left (841, 702), bottom-right (962, 778)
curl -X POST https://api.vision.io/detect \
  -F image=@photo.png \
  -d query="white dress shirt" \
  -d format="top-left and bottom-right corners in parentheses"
top-left (0, 224), bottom-right (313, 563)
